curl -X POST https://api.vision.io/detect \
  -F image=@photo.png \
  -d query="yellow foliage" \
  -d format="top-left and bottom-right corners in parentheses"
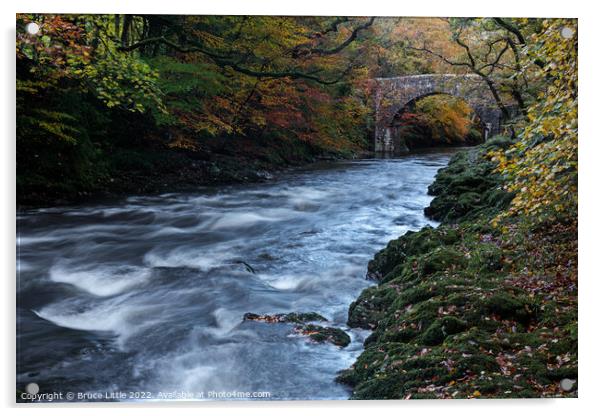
top-left (493, 19), bottom-right (577, 223)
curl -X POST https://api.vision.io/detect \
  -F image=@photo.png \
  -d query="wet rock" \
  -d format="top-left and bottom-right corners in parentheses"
top-left (243, 312), bottom-right (350, 347)
top-left (293, 324), bottom-right (351, 347)
top-left (424, 139), bottom-right (514, 223)
top-left (347, 286), bottom-right (395, 329)
top-left (243, 312), bottom-right (327, 324)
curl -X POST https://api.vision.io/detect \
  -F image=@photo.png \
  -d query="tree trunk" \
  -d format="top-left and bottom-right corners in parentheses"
top-left (121, 15), bottom-right (133, 48)
top-left (114, 14), bottom-right (120, 37)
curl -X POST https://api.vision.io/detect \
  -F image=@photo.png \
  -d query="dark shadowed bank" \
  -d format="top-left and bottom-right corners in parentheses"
top-left (337, 136), bottom-right (578, 399)
top-left (16, 129), bottom-right (370, 209)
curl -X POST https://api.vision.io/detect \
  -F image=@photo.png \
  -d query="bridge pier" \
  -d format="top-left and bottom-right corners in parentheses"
top-left (375, 126), bottom-right (409, 155)
top-left (473, 105), bottom-right (502, 139)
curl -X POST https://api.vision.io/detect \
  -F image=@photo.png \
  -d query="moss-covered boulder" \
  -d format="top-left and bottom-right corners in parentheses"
top-left (243, 312), bottom-right (327, 324)
top-left (294, 324), bottom-right (351, 347)
top-left (420, 247), bottom-right (466, 275)
top-left (367, 226), bottom-right (462, 282)
top-left (479, 292), bottom-right (536, 325)
top-left (419, 316), bottom-right (468, 346)
top-left (347, 286), bottom-right (396, 329)
top-left (424, 137), bottom-right (514, 222)
top-left (243, 311), bottom-right (351, 347)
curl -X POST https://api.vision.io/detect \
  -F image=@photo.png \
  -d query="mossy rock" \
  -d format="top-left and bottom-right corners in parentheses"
top-left (440, 227), bottom-right (461, 244)
top-left (377, 298), bottom-right (450, 344)
top-left (444, 327), bottom-right (503, 354)
top-left (424, 143), bottom-right (512, 223)
top-left (389, 282), bottom-right (447, 311)
top-left (467, 243), bottom-right (504, 272)
top-left (366, 230), bottom-right (421, 281)
top-left (295, 324), bottom-right (351, 347)
top-left (335, 343), bottom-right (393, 386)
top-left (483, 187), bottom-right (514, 210)
top-left (347, 285), bottom-right (396, 329)
top-left (456, 191), bottom-right (483, 211)
top-left (281, 312), bottom-right (327, 323)
top-left (420, 247), bottom-right (467, 275)
top-left (367, 226), bottom-right (461, 282)
top-left (366, 240), bottom-right (408, 281)
top-left (419, 316), bottom-right (468, 346)
top-left (243, 311), bottom-right (327, 324)
top-left (480, 292), bottom-right (536, 324)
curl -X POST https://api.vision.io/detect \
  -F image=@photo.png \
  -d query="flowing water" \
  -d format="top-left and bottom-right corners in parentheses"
top-left (17, 150), bottom-right (453, 401)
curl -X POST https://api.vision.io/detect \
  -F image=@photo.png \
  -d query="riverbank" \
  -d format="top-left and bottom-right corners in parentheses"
top-left (17, 134), bottom-right (370, 209)
top-left (338, 136), bottom-right (578, 399)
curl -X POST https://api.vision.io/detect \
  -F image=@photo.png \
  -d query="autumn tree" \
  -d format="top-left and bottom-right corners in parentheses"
top-left (394, 95), bottom-right (481, 148)
top-left (492, 18), bottom-right (577, 224)
top-left (407, 18), bottom-right (542, 125)
top-left (107, 15), bottom-right (377, 143)
top-left (16, 14), bottom-right (378, 198)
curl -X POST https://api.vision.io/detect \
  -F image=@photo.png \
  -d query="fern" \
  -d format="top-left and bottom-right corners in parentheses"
top-left (18, 109), bottom-right (80, 144)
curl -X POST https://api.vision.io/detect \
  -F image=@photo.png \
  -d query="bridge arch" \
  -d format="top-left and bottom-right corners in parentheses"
top-left (374, 74), bottom-right (503, 153)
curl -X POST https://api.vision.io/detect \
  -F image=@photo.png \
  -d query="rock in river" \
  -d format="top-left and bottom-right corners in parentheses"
top-left (293, 324), bottom-right (351, 347)
top-left (243, 312), bottom-right (350, 347)
top-left (243, 312), bottom-right (327, 324)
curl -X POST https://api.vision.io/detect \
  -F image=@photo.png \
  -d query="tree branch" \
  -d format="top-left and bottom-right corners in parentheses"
top-left (479, 41), bottom-right (510, 75)
top-left (119, 36), bottom-right (352, 85)
top-left (454, 30), bottom-right (476, 68)
top-left (493, 18), bottom-right (526, 44)
top-left (406, 43), bottom-right (510, 119)
top-left (406, 45), bottom-right (472, 69)
top-left (308, 17), bottom-right (375, 56)
top-left (310, 17), bottom-right (349, 38)
top-left (119, 17), bottom-right (373, 85)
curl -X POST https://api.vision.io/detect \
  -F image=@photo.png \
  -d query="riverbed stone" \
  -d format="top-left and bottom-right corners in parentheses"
top-left (294, 324), bottom-right (351, 347)
top-left (243, 312), bottom-right (327, 324)
top-left (242, 312), bottom-right (350, 347)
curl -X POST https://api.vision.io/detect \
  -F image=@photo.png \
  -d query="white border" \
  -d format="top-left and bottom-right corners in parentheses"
top-left (3, 1), bottom-right (600, 415)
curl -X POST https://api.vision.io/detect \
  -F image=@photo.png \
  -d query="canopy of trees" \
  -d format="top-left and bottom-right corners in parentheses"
top-left (16, 14), bottom-right (577, 219)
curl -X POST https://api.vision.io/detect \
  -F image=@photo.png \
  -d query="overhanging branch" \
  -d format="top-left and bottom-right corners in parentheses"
top-left (493, 18), bottom-right (526, 44)
top-left (308, 17), bottom-right (376, 56)
top-left (118, 18), bottom-right (374, 85)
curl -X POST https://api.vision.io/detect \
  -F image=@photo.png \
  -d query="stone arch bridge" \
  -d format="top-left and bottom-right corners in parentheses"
top-left (374, 74), bottom-right (504, 153)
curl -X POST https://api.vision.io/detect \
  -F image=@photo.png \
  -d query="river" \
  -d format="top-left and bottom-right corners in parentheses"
top-left (16, 150), bottom-right (453, 401)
